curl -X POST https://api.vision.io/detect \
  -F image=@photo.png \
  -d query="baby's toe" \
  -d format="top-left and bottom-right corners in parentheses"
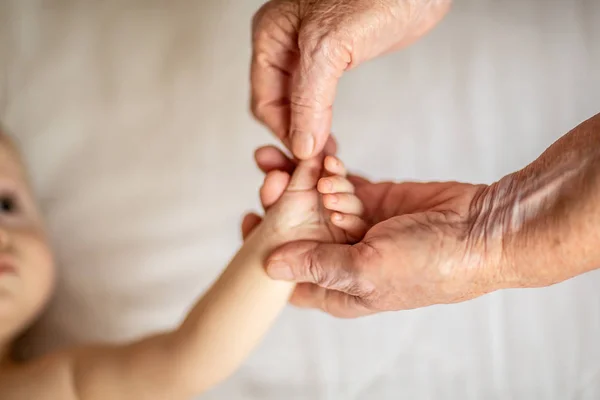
top-left (324, 155), bottom-right (347, 177)
top-left (318, 176), bottom-right (354, 194)
top-left (330, 213), bottom-right (368, 242)
top-left (323, 193), bottom-right (364, 216)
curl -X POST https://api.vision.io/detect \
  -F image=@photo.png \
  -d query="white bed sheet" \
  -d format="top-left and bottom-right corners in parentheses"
top-left (1, 0), bottom-right (599, 398)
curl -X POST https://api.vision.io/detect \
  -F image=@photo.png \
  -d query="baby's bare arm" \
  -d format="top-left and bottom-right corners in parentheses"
top-left (0, 152), bottom-right (364, 400)
top-left (1, 226), bottom-right (294, 400)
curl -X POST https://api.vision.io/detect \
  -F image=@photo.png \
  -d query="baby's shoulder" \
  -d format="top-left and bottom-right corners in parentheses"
top-left (0, 353), bottom-right (78, 400)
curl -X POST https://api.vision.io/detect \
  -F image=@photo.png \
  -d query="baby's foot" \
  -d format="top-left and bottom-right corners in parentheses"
top-left (318, 155), bottom-right (367, 242)
top-left (241, 147), bottom-right (292, 239)
top-left (252, 146), bottom-right (367, 245)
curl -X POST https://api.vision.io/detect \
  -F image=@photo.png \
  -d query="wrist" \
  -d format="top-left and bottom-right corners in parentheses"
top-left (467, 177), bottom-right (525, 291)
top-left (471, 155), bottom-right (600, 291)
top-left (464, 182), bottom-right (518, 293)
top-left (466, 113), bottom-right (600, 292)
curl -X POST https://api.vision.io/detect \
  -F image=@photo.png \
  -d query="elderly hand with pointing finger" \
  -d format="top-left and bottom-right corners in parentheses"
top-left (247, 0), bottom-right (481, 318)
top-left (248, 0), bottom-right (600, 320)
top-left (250, 0), bottom-right (453, 159)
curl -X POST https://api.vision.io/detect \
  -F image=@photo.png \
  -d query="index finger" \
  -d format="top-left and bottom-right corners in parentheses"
top-left (249, 4), bottom-right (298, 146)
top-left (250, 51), bottom-right (293, 148)
top-left (290, 33), bottom-right (350, 159)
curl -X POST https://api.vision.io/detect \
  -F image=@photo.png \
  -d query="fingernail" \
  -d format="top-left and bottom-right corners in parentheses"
top-left (266, 260), bottom-right (294, 280)
top-left (292, 131), bottom-right (315, 159)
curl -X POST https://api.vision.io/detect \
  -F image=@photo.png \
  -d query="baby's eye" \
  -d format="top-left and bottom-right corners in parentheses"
top-left (0, 195), bottom-right (18, 214)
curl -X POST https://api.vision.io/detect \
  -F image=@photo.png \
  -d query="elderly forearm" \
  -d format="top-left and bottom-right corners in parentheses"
top-left (476, 112), bottom-right (600, 289)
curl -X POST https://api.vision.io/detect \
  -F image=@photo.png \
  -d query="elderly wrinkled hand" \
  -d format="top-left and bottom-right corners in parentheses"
top-left (244, 146), bottom-right (504, 318)
top-left (250, 113), bottom-right (600, 319)
top-left (265, 174), bottom-right (501, 318)
top-left (250, 0), bottom-right (452, 159)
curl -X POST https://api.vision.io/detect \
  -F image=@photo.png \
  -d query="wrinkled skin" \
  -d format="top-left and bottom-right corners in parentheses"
top-left (248, 0), bottom-right (600, 319)
top-left (259, 152), bottom-right (363, 245)
top-left (275, 181), bottom-right (505, 318)
top-left (250, 113), bottom-right (600, 318)
top-left (248, 0), bottom-right (496, 318)
top-left (278, 179), bottom-right (502, 318)
top-left (250, 0), bottom-right (453, 159)
top-left (244, 146), bottom-right (504, 318)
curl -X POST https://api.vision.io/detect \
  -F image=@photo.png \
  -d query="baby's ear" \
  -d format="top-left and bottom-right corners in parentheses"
top-left (286, 153), bottom-right (325, 191)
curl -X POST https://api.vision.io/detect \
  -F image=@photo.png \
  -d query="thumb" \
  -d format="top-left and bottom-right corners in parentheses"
top-left (265, 241), bottom-right (365, 295)
top-left (290, 34), bottom-right (350, 160)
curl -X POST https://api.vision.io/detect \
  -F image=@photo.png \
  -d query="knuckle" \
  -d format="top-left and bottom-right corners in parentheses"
top-left (348, 276), bottom-right (373, 298)
top-left (357, 290), bottom-right (380, 310)
top-left (289, 93), bottom-right (325, 114)
top-left (304, 249), bottom-right (327, 285)
top-left (347, 243), bottom-right (379, 294)
top-left (298, 25), bottom-right (352, 68)
top-left (252, 1), bottom-right (300, 43)
top-left (251, 1), bottom-right (279, 35)
top-left (299, 32), bottom-right (347, 61)
top-left (249, 98), bottom-right (266, 122)
top-left (350, 242), bottom-right (377, 269)
top-left (252, 26), bottom-right (275, 49)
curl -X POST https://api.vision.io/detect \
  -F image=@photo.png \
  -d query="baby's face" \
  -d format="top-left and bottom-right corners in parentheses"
top-left (0, 135), bottom-right (54, 346)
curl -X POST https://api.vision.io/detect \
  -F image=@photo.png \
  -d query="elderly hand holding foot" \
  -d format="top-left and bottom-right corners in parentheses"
top-left (248, 0), bottom-right (600, 318)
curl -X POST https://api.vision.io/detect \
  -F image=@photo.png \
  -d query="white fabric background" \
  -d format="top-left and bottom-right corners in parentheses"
top-left (1, 0), bottom-right (599, 398)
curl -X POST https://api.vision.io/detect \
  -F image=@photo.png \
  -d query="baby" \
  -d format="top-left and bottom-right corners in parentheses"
top-left (0, 134), bottom-right (366, 399)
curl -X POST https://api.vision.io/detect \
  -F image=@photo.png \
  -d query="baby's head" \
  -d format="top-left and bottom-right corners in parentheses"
top-left (0, 133), bottom-right (54, 363)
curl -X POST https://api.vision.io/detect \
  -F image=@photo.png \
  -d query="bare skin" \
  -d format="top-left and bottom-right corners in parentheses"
top-left (0, 137), bottom-right (365, 399)
top-left (250, 0), bottom-right (452, 159)
top-left (249, 0), bottom-right (600, 318)
top-left (251, 113), bottom-right (600, 318)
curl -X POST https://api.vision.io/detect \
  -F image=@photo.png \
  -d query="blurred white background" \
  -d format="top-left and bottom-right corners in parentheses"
top-left (1, 0), bottom-right (599, 398)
